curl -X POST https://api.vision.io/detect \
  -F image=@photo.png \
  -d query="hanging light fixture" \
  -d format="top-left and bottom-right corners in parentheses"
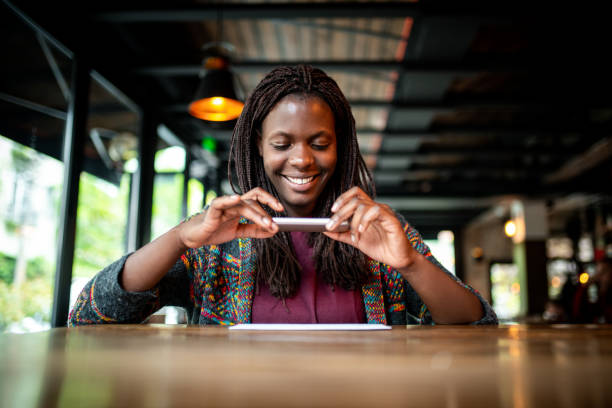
top-left (188, 48), bottom-right (244, 121)
top-left (188, 9), bottom-right (243, 122)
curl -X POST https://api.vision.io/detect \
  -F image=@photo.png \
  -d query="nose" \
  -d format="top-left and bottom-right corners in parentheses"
top-left (288, 144), bottom-right (314, 168)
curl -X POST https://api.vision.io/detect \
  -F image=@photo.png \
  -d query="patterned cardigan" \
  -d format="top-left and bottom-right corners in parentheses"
top-left (68, 216), bottom-right (498, 326)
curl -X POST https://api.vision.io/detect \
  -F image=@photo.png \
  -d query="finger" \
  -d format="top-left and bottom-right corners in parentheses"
top-left (207, 195), bottom-right (242, 220)
top-left (350, 202), bottom-right (373, 243)
top-left (208, 195), bottom-right (271, 230)
top-left (358, 204), bottom-right (382, 235)
top-left (241, 187), bottom-right (284, 213)
top-left (331, 186), bottom-right (368, 213)
top-left (323, 230), bottom-right (353, 246)
top-left (236, 223), bottom-right (279, 239)
top-left (326, 195), bottom-right (372, 232)
top-left (212, 196), bottom-right (274, 231)
top-left (234, 200), bottom-right (278, 232)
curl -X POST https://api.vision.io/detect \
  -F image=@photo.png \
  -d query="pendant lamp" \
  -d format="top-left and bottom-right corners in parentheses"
top-left (188, 43), bottom-right (244, 122)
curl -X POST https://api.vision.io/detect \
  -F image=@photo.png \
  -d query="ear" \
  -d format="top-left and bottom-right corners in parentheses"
top-left (256, 130), bottom-right (263, 156)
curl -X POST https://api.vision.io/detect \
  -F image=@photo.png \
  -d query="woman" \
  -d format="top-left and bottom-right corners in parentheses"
top-left (69, 65), bottom-right (497, 326)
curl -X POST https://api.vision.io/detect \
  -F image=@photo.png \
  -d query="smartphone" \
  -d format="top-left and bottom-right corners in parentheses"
top-left (272, 217), bottom-right (349, 232)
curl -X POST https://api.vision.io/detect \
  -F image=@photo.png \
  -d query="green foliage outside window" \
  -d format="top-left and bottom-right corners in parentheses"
top-left (0, 137), bottom-right (202, 332)
top-left (151, 173), bottom-right (183, 240)
top-left (72, 172), bottom-right (130, 278)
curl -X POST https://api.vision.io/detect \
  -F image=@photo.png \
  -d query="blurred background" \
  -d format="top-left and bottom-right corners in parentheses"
top-left (1, 0), bottom-right (611, 332)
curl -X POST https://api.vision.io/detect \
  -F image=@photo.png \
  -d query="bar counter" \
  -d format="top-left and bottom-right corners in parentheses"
top-left (1, 324), bottom-right (611, 407)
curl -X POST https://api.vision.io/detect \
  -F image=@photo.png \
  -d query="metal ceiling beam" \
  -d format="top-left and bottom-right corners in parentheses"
top-left (373, 163), bottom-right (563, 172)
top-left (94, 3), bottom-right (425, 22)
top-left (3, 0), bottom-right (73, 58)
top-left (371, 169), bottom-right (558, 183)
top-left (94, 2), bottom-right (518, 22)
top-left (374, 181), bottom-right (546, 197)
top-left (544, 137), bottom-right (612, 184)
top-left (36, 32), bottom-right (71, 103)
top-left (396, 210), bottom-right (486, 225)
top-left (175, 127), bottom-right (595, 142)
top-left (371, 150), bottom-right (572, 159)
top-left (163, 99), bottom-right (586, 113)
top-left (0, 91), bottom-right (67, 120)
top-left (133, 60), bottom-right (527, 76)
top-left (377, 196), bottom-right (500, 211)
top-left (359, 127), bottom-right (593, 136)
top-left (374, 175), bottom-right (609, 195)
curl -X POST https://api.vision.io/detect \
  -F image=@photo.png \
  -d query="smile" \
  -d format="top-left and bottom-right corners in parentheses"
top-left (283, 175), bottom-right (317, 185)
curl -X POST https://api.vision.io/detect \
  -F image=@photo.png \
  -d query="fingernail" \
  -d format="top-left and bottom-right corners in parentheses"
top-left (358, 224), bottom-right (364, 233)
top-left (331, 202), bottom-right (339, 212)
top-left (262, 217), bottom-right (270, 226)
top-left (351, 233), bottom-right (356, 243)
top-left (326, 215), bottom-right (338, 229)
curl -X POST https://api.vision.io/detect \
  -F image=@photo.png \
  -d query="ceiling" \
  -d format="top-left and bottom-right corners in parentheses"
top-left (2, 0), bottom-right (611, 236)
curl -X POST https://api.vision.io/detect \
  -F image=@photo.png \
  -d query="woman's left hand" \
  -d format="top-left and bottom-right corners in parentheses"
top-left (324, 187), bottom-right (418, 270)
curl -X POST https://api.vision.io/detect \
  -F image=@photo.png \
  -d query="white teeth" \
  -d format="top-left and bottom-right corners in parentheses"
top-left (285, 176), bottom-right (315, 185)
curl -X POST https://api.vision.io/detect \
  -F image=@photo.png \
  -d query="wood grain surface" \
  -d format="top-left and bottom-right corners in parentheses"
top-left (1, 324), bottom-right (611, 407)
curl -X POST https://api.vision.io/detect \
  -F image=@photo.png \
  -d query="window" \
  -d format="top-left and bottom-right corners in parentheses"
top-left (424, 230), bottom-right (455, 274)
top-left (152, 146), bottom-right (185, 240)
top-left (0, 11), bottom-right (71, 332)
top-left (0, 136), bottom-right (63, 332)
top-left (490, 263), bottom-right (521, 321)
top-left (69, 76), bottom-right (139, 308)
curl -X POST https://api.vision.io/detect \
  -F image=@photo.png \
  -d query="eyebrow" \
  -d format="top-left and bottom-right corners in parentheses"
top-left (269, 130), bottom-right (332, 140)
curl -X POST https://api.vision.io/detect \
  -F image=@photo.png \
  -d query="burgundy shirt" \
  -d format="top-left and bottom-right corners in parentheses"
top-left (251, 231), bottom-right (366, 323)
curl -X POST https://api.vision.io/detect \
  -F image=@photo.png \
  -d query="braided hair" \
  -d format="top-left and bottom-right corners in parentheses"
top-left (228, 65), bottom-right (375, 299)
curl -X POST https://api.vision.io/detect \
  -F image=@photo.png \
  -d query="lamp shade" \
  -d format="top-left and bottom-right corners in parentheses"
top-left (188, 56), bottom-right (244, 122)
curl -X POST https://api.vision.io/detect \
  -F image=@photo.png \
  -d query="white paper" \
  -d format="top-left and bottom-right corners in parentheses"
top-left (229, 324), bottom-right (391, 331)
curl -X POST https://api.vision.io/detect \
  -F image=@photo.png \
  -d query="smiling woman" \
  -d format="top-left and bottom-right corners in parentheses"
top-left (68, 65), bottom-right (497, 327)
top-left (258, 94), bottom-right (337, 218)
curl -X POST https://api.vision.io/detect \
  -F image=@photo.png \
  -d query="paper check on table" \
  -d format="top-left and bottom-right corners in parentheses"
top-left (229, 324), bottom-right (391, 331)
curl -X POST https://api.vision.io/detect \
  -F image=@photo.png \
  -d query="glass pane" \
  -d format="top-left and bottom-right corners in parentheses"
top-left (152, 146), bottom-right (186, 240)
top-left (70, 76), bottom-right (139, 306)
top-left (547, 259), bottom-right (576, 299)
top-left (424, 230), bottom-right (455, 275)
top-left (0, 11), bottom-right (70, 333)
top-left (152, 173), bottom-right (184, 240)
top-left (72, 171), bottom-right (130, 279)
top-left (187, 178), bottom-right (204, 217)
top-left (0, 135), bottom-right (63, 332)
top-left (154, 146), bottom-right (185, 173)
top-left (490, 263), bottom-right (521, 321)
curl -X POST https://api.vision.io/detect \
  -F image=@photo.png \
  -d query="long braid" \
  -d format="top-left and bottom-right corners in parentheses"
top-left (228, 65), bottom-right (375, 299)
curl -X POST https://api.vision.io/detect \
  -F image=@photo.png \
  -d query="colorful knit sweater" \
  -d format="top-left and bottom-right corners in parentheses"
top-left (68, 216), bottom-right (498, 326)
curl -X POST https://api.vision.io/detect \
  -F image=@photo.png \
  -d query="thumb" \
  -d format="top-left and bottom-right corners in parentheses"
top-left (323, 231), bottom-right (353, 246)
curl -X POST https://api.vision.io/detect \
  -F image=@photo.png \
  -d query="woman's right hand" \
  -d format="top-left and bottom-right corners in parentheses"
top-left (178, 187), bottom-right (284, 248)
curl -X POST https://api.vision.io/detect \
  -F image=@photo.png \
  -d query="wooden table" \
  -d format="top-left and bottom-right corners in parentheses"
top-left (1, 324), bottom-right (611, 407)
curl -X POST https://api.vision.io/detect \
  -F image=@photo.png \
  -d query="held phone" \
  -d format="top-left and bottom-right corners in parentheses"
top-left (272, 217), bottom-right (350, 232)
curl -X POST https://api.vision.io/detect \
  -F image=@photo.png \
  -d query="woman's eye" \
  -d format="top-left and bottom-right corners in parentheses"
top-left (312, 144), bottom-right (329, 150)
top-left (272, 144), bottom-right (289, 151)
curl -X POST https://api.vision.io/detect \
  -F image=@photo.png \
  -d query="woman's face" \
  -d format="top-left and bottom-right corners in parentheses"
top-left (258, 94), bottom-right (337, 217)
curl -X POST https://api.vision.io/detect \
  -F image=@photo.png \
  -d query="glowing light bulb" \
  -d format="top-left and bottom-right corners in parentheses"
top-left (579, 272), bottom-right (589, 285)
top-left (188, 97), bottom-right (244, 121)
top-left (504, 220), bottom-right (516, 237)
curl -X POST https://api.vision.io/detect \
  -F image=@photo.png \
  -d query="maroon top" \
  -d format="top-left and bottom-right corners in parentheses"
top-left (251, 231), bottom-right (366, 323)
